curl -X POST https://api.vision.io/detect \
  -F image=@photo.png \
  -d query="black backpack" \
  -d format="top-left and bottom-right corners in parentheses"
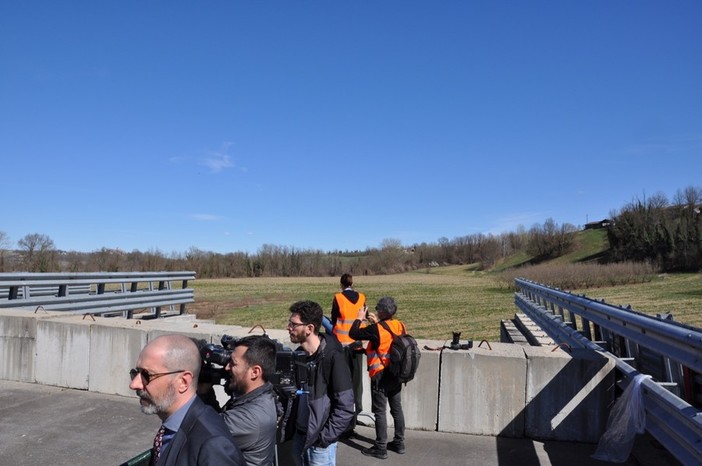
top-left (379, 321), bottom-right (421, 384)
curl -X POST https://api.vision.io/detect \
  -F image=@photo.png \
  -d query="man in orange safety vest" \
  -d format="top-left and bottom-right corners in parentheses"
top-left (349, 297), bottom-right (407, 460)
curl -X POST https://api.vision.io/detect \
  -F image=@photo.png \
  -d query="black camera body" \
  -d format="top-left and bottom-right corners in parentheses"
top-left (199, 335), bottom-right (239, 385)
top-left (198, 334), bottom-right (308, 398)
top-left (271, 344), bottom-right (308, 398)
top-left (450, 331), bottom-right (473, 350)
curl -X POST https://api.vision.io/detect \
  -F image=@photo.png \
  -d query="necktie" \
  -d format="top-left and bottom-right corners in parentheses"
top-left (151, 424), bottom-right (166, 465)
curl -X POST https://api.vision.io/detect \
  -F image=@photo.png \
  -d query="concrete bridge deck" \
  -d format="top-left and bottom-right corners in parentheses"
top-left (1, 379), bottom-right (666, 466)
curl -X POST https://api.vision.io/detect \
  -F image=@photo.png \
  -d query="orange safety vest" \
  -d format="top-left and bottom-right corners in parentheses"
top-left (332, 291), bottom-right (366, 345)
top-left (366, 319), bottom-right (406, 378)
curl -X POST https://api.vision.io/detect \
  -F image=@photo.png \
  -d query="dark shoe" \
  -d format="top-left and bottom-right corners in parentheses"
top-left (362, 446), bottom-right (388, 459)
top-left (387, 440), bottom-right (406, 454)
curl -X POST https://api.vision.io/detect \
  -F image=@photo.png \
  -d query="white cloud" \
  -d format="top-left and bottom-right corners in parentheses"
top-left (200, 153), bottom-right (234, 173)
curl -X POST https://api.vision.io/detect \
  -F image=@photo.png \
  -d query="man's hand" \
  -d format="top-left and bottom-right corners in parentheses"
top-left (356, 305), bottom-right (368, 321)
top-left (366, 312), bottom-right (378, 324)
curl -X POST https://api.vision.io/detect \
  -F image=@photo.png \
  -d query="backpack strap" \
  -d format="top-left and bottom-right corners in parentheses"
top-left (378, 321), bottom-right (401, 370)
top-left (379, 320), bottom-right (406, 337)
top-left (379, 320), bottom-right (396, 338)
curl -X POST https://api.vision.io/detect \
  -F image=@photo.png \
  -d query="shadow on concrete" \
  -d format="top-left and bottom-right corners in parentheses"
top-left (494, 350), bottom-right (639, 466)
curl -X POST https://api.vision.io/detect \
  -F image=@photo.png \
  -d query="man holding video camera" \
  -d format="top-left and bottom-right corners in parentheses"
top-left (197, 335), bottom-right (279, 466)
top-left (285, 300), bottom-right (355, 466)
top-left (221, 335), bottom-right (279, 466)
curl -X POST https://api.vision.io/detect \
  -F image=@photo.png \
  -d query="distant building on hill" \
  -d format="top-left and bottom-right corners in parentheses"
top-left (584, 219), bottom-right (612, 230)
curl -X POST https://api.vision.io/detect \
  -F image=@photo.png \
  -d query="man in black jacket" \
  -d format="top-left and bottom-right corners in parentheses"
top-left (286, 300), bottom-right (355, 466)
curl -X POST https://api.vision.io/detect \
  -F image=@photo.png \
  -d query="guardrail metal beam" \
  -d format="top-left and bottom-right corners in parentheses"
top-left (515, 278), bottom-right (702, 465)
top-left (0, 272), bottom-right (196, 318)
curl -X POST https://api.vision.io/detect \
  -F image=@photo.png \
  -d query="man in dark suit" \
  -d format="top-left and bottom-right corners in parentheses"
top-left (129, 334), bottom-right (244, 466)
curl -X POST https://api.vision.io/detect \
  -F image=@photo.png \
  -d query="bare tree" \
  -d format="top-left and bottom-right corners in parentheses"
top-left (18, 233), bottom-right (57, 272)
top-left (527, 219), bottom-right (577, 260)
top-left (0, 231), bottom-right (10, 272)
top-left (673, 186), bottom-right (702, 207)
top-left (646, 191), bottom-right (669, 210)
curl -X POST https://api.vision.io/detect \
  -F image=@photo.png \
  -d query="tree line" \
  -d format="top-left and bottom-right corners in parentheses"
top-left (607, 186), bottom-right (702, 272)
top-left (1, 185), bottom-right (700, 277)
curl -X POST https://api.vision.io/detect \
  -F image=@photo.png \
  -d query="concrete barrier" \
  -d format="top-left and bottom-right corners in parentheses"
top-left (514, 313), bottom-right (555, 346)
top-left (0, 309), bottom-right (51, 382)
top-left (404, 339), bottom-right (441, 430)
top-left (524, 346), bottom-right (614, 443)
top-left (438, 342), bottom-right (527, 437)
top-left (500, 319), bottom-right (530, 345)
top-left (0, 310), bottom-right (614, 444)
top-left (36, 317), bottom-right (92, 389)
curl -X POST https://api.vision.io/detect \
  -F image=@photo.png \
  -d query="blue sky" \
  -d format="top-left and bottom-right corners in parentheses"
top-left (2, 1), bottom-right (701, 255)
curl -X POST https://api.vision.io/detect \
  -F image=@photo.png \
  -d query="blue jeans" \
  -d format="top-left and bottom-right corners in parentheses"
top-left (292, 432), bottom-right (337, 466)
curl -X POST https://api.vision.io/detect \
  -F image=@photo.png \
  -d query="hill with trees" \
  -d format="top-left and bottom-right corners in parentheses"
top-left (1, 185), bottom-right (700, 281)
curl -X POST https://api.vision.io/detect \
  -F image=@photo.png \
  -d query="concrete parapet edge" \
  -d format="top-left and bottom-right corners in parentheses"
top-left (0, 310), bottom-right (612, 443)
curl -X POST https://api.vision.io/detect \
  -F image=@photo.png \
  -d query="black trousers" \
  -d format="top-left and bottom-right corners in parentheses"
top-left (343, 344), bottom-right (364, 431)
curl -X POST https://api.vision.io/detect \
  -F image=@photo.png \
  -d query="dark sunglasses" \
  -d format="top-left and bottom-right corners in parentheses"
top-left (129, 368), bottom-right (186, 385)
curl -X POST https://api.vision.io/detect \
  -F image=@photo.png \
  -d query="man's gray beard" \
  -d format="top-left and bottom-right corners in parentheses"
top-left (138, 384), bottom-right (177, 415)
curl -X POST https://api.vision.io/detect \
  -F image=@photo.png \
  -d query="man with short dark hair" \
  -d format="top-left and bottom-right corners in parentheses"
top-left (330, 273), bottom-right (366, 437)
top-left (129, 334), bottom-right (244, 466)
top-left (221, 335), bottom-right (279, 466)
top-left (349, 297), bottom-right (407, 459)
top-left (285, 300), bottom-right (355, 466)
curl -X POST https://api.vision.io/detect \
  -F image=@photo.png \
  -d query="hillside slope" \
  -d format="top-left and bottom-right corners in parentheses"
top-left (491, 228), bottom-right (610, 272)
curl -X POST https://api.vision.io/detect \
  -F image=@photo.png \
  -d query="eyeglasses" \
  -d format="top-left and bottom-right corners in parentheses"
top-left (129, 368), bottom-right (186, 385)
top-left (287, 320), bottom-right (307, 329)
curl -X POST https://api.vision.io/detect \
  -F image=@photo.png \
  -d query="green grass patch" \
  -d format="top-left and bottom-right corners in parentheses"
top-left (190, 272), bottom-right (515, 343)
top-left (190, 269), bottom-right (702, 342)
top-left (570, 273), bottom-right (702, 329)
top-left (492, 251), bottom-right (533, 272)
top-left (549, 229), bottom-right (609, 264)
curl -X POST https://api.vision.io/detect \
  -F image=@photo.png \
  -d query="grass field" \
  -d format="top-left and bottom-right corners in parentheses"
top-left (570, 272), bottom-right (702, 327)
top-left (188, 266), bottom-right (702, 342)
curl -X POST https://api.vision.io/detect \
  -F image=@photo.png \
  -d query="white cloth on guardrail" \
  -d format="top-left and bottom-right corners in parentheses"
top-left (591, 373), bottom-right (650, 463)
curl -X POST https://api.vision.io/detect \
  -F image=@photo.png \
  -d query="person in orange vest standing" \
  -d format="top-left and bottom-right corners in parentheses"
top-left (330, 273), bottom-right (366, 438)
top-left (349, 297), bottom-right (406, 459)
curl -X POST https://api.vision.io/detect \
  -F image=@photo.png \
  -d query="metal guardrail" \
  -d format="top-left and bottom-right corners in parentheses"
top-left (514, 278), bottom-right (702, 465)
top-left (0, 272), bottom-right (196, 318)
top-left (0, 284), bottom-right (91, 299)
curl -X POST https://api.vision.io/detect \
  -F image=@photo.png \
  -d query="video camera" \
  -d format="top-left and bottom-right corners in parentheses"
top-left (270, 343), bottom-right (308, 399)
top-left (450, 331), bottom-right (473, 350)
top-left (197, 334), bottom-right (236, 385)
top-left (198, 334), bottom-right (308, 398)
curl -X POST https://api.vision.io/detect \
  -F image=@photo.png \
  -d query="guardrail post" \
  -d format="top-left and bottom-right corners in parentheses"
top-left (180, 279), bottom-right (189, 315)
top-left (568, 309), bottom-right (577, 331)
top-left (581, 317), bottom-right (592, 340)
